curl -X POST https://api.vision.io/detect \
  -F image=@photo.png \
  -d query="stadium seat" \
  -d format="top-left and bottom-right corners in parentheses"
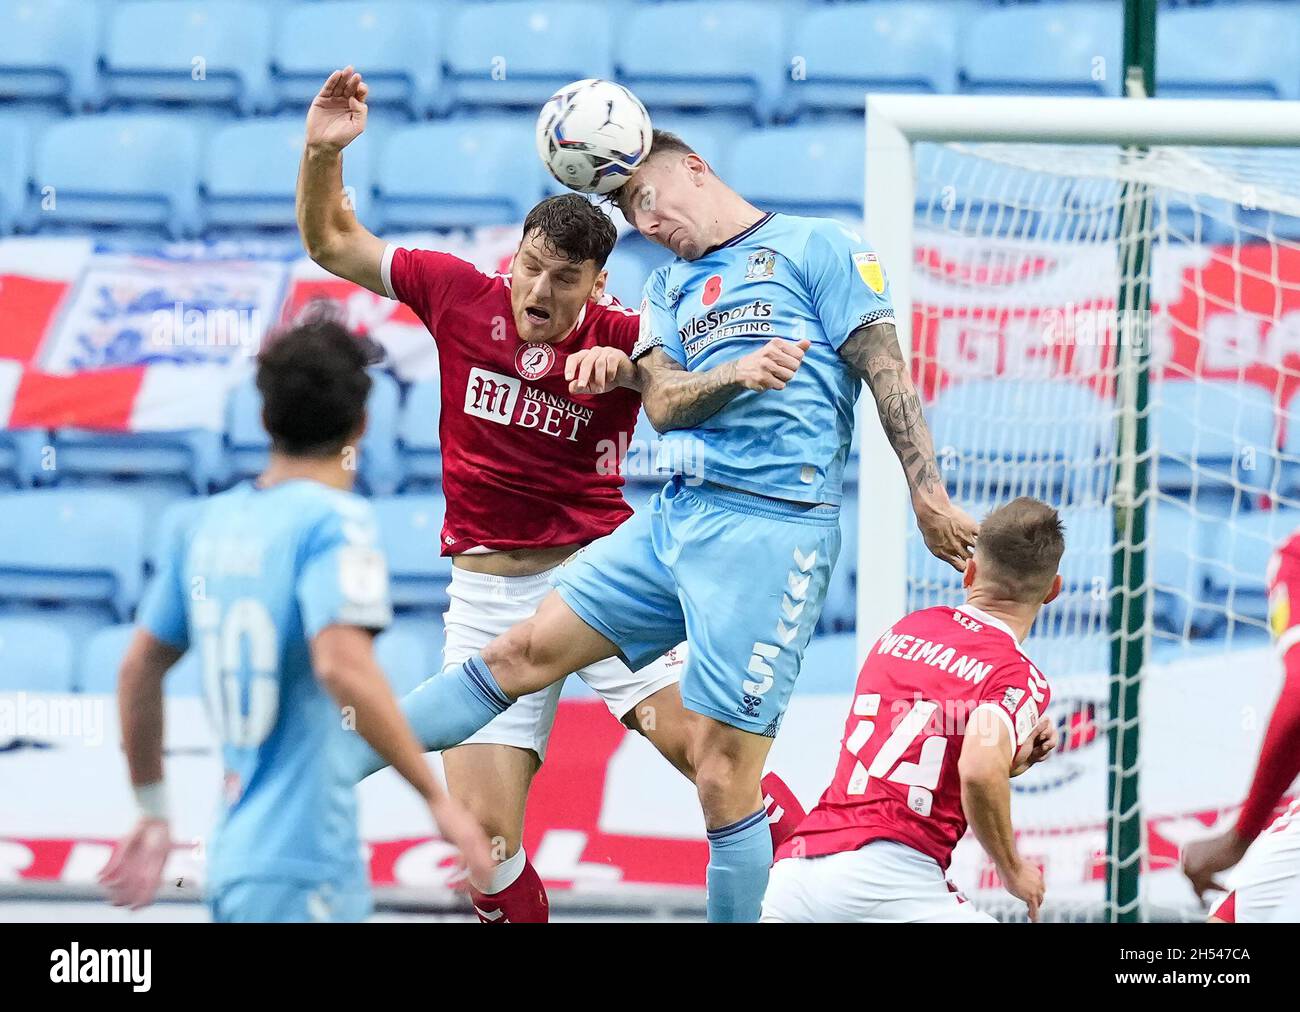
top-left (618, 1), bottom-right (786, 121)
top-left (0, 117), bottom-right (30, 234)
top-left (370, 495), bottom-right (453, 613)
top-left (1152, 379), bottom-right (1278, 508)
top-left (203, 116), bottom-right (375, 233)
top-left (0, 428), bottom-right (49, 488)
top-left (0, 616), bottom-right (76, 692)
top-left (601, 245), bottom-right (658, 308)
top-left (0, 0), bottom-right (101, 109)
top-left (225, 369), bottom-right (402, 495)
top-left (147, 496), bottom-right (207, 573)
top-left (1158, 4), bottom-right (1300, 100)
top-left (928, 380), bottom-right (1112, 506)
top-left (78, 623), bottom-right (202, 696)
top-left (375, 120), bottom-right (543, 230)
top-left (638, 114), bottom-right (744, 172)
top-left (1204, 505), bottom-right (1300, 628)
top-left (273, 1), bottom-right (445, 117)
top-left (375, 626), bottom-right (439, 696)
top-left (0, 489), bottom-right (146, 621)
top-left (397, 378), bottom-right (442, 493)
top-left (446, 1), bottom-right (613, 111)
top-left (33, 115), bottom-right (202, 238)
top-left (960, 2), bottom-right (1122, 97)
top-left (51, 428), bottom-right (227, 495)
top-left (1150, 498), bottom-right (1216, 636)
top-left (102, 1), bottom-right (274, 114)
top-left (786, 1), bottom-right (962, 116)
top-left (724, 125), bottom-right (864, 221)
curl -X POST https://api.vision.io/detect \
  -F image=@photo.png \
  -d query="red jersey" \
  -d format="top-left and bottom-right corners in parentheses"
top-left (777, 604), bottom-right (1052, 870)
top-left (383, 246), bottom-right (642, 554)
top-left (1235, 531), bottom-right (1300, 840)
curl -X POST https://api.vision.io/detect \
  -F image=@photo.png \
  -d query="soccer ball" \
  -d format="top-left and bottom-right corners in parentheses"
top-left (535, 79), bottom-right (653, 195)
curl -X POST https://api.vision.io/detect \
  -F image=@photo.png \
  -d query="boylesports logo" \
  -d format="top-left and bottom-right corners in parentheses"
top-left (678, 299), bottom-right (775, 359)
top-left (515, 342), bottom-right (556, 380)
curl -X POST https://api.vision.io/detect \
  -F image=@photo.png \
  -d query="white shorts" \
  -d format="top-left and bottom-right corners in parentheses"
top-left (444, 566), bottom-right (684, 762)
top-left (1209, 800), bottom-right (1300, 923)
top-left (761, 840), bottom-right (996, 923)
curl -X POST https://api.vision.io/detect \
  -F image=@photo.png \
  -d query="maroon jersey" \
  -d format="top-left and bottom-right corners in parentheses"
top-left (777, 604), bottom-right (1051, 869)
top-left (382, 246), bottom-right (642, 554)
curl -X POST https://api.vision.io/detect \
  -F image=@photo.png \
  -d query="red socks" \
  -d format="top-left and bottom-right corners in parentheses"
top-left (470, 855), bottom-right (550, 924)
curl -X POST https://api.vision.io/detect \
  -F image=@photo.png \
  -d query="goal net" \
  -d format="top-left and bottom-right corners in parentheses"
top-left (860, 95), bottom-right (1300, 921)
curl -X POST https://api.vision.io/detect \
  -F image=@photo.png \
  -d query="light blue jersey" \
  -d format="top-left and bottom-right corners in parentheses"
top-left (632, 212), bottom-right (894, 506)
top-left (139, 480), bottom-right (392, 919)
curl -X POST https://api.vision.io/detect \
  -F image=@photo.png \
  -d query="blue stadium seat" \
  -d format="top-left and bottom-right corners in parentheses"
top-left (0, 0), bottom-right (101, 109)
top-left (397, 378), bottom-right (441, 493)
top-left (79, 623), bottom-right (202, 696)
top-left (796, 631), bottom-right (856, 695)
top-left (1153, 379), bottom-right (1277, 507)
top-left (1158, 4), bottom-right (1300, 100)
top-left (446, 1), bottom-right (613, 111)
top-left (1204, 505), bottom-right (1300, 628)
top-left (960, 2), bottom-right (1122, 97)
top-left (618, 1), bottom-right (786, 121)
top-left (0, 428), bottom-right (49, 488)
top-left (375, 120), bottom-right (541, 230)
top-left (147, 496), bottom-right (207, 573)
top-left (0, 616), bottom-right (76, 692)
top-left (640, 114), bottom-right (744, 171)
top-left (0, 489), bottom-right (145, 621)
top-left (203, 116), bottom-right (375, 233)
top-left (0, 117), bottom-right (30, 234)
top-left (928, 380), bottom-right (1112, 506)
top-left (787, 1), bottom-right (962, 116)
top-left (370, 494), bottom-right (453, 613)
top-left (225, 370), bottom-right (402, 495)
top-left (273, 1), bottom-right (444, 117)
top-left (102, 1), bottom-right (274, 114)
top-left (725, 125), bottom-right (863, 221)
top-left (375, 626), bottom-right (439, 696)
top-left (51, 429), bottom-right (227, 495)
top-left (601, 245), bottom-right (654, 308)
top-left (33, 115), bottom-right (202, 238)
top-left (1150, 499), bottom-right (1215, 636)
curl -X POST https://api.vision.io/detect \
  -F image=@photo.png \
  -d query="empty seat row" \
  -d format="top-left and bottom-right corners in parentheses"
top-left (3, 1), bottom-right (1296, 124)
top-left (0, 114), bottom-right (866, 236)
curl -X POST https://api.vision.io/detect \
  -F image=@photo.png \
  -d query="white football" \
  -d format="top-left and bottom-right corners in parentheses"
top-left (535, 78), bottom-right (653, 195)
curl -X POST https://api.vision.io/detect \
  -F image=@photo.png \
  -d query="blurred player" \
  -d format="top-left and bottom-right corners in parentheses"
top-left (378, 128), bottom-right (978, 921)
top-left (99, 320), bottom-right (491, 922)
top-left (761, 498), bottom-right (1064, 923)
top-left (295, 69), bottom-right (801, 922)
top-left (1182, 528), bottom-right (1300, 922)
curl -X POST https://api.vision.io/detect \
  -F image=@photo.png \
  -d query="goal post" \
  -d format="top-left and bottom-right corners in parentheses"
top-left (859, 93), bottom-right (1300, 921)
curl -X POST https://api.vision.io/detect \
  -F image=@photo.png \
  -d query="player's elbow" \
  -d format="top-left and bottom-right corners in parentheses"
top-left (310, 625), bottom-right (375, 697)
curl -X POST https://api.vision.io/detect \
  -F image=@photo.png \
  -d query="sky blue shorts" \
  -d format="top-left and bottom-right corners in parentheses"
top-left (209, 877), bottom-right (372, 923)
top-left (552, 477), bottom-right (841, 736)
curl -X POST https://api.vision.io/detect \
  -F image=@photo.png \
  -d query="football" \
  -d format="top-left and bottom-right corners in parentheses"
top-left (535, 78), bottom-right (653, 195)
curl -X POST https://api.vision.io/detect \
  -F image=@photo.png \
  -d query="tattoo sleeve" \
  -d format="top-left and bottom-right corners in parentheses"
top-left (837, 321), bottom-right (944, 500)
top-left (633, 348), bottom-right (747, 433)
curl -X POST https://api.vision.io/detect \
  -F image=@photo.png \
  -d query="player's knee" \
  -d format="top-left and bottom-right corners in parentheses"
top-left (693, 752), bottom-right (755, 815)
top-left (483, 619), bottom-right (550, 688)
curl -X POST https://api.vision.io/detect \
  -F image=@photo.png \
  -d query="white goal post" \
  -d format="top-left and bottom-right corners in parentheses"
top-left (858, 94), bottom-right (1300, 921)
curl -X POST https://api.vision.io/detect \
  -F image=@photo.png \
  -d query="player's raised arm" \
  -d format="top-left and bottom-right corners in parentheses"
top-left (959, 708), bottom-right (1046, 921)
top-left (310, 625), bottom-right (494, 885)
top-left (296, 67), bottom-right (387, 296)
top-left (838, 320), bottom-right (978, 571)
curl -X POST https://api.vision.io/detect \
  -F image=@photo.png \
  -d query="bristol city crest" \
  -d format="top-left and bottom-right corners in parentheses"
top-left (515, 342), bottom-right (556, 380)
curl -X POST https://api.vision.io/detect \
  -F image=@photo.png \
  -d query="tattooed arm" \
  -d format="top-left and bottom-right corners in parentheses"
top-left (567, 339), bottom-right (811, 432)
top-left (839, 321), bottom-right (978, 570)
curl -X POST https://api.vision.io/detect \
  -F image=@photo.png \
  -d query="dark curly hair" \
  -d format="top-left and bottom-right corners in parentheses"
top-left (521, 193), bottom-right (618, 268)
top-left (256, 318), bottom-right (374, 457)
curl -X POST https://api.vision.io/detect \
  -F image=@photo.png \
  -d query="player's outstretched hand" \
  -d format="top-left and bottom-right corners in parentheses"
top-left (1181, 830), bottom-right (1248, 902)
top-left (1002, 859), bottom-right (1046, 922)
top-left (735, 338), bottom-right (811, 391)
top-left (917, 502), bottom-right (979, 572)
top-left (567, 346), bottom-right (636, 395)
top-left (98, 817), bottom-right (172, 911)
top-left (429, 795), bottom-right (496, 888)
top-left (306, 67), bottom-right (369, 152)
